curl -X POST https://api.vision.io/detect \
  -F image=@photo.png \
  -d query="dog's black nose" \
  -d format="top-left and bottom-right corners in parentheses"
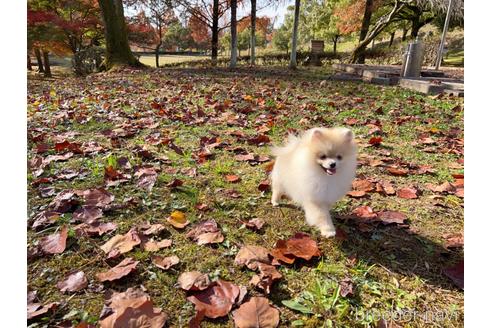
top-left (330, 162), bottom-right (336, 168)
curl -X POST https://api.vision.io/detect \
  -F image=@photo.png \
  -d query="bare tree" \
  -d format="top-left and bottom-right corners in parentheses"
top-left (289, 0), bottom-right (301, 69)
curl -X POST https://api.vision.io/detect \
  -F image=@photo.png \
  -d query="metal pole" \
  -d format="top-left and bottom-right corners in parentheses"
top-left (435, 0), bottom-right (453, 70)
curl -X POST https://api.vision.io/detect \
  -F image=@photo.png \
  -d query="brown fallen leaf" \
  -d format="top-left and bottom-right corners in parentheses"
top-left (225, 175), bottom-right (241, 183)
top-left (257, 180), bottom-right (270, 192)
top-left (139, 223), bottom-right (166, 236)
top-left (187, 280), bottom-right (240, 319)
top-left (142, 238), bottom-right (172, 252)
top-left (152, 255), bottom-right (180, 270)
top-left (347, 190), bottom-right (367, 198)
top-left (39, 226), bottom-right (68, 255)
top-left (100, 228), bottom-right (141, 257)
top-left (96, 257), bottom-right (139, 282)
top-left (177, 271), bottom-right (212, 291)
top-left (397, 187), bottom-right (419, 199)
top-left (377, 211), bottom-right (407, 225)
top-left (72, 206), bottom-right (103, 223)
top-left (234, 245), bottom-right (271, 270)
top-left (351, 206), bottom-right (377, 220)
top-left (99, 287), bottom-right (167, 328)
top-left (443, 260), bottom-right (464, 290)
top-left (249, 263), bottom-right (282, 294)
top-left (244, 218), bottom-right (265, 231)
top-left (167, 178), bottom-right (184, 188)
top-left (166, 210), bottom-right (190, 229)
top-left (135, 166), bottom-right (158, 191)
top-left (270, 232), bottom-right (321, 264)
top-left (31, 210), bottom-right (60, 230)
top-left (386, 167), bottom-right (409, 176)
top-left (75, 222), bottom-right (117, 237)
top-left (352, 179), bottom-right (375, 192)
top-left (339, 278), bottom-right (354, 297)
top-left (27, 301), bottom-right (59, 320)
top-left (82, 188), bottom-right (114, 208)
top-left (443, 233), bottom-right (464, 249)
top-left (49, 190), bottom-right (79, 213)
top-left (186, 219), bottom-right (224, 245)
top-left (375, 181), bottom-right (396, 196)
top-left (56, 271), bottom-right (88, 293)
top-left (232, 297), bottom-right (280, 328)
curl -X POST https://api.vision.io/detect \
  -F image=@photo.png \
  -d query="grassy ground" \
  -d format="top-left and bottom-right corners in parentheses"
top-left (27, 66), bottom-right (463, 327)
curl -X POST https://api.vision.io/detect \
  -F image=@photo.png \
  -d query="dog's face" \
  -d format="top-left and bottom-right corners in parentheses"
top-left (307, 128), bottom-right (357, 176)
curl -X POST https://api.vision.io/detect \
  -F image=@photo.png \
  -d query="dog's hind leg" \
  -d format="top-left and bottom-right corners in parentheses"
top-left (271, 181), bottom-right (282, 206)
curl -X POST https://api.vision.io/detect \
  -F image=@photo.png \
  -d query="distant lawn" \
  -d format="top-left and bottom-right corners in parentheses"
top-left (139, 54), bottom-right (219, 67)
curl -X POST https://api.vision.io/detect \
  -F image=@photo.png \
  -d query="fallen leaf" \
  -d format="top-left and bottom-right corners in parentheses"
top-left (99, 287), bottom-right (167, 328)
top-left (140, 223), bottom-right (166, 236)
top-left (177, 271), bottom-right (211, 291)
top-left (397, 187), bottom-right (419, 199)
top-left (49, 190), bottom-right (79, 213)
top-left (347, 190), bottom-right (366, 198)
top-left (232, 297), bottom-right (280, 328)
top-left (352, 179), bottom-right (374, 192)
top-left (257, 180), bottom-right (270, 192)
top-left (375, 181), bottom-right (396, 195)
top-left (244, 218), bottom-right (265, 231)
top-left (39, 226), bottom-right (68, 255)
top-left (351, 206), bottom-right (377, 220)
top-left (31, 210), bottom-right (60, 230)
top-left (96, 257), bottom-right (139, 282)
top-left (167, 178), bottom-right (184, 188)
top-left (27, 301), bottom-right (59, 320)
top-left (234, 245), bottom-right (271, 270)
top-left (187, 280), bottom-right (240, 319)
top-left (166, 210), bottom-right (190, 229)
top-left (443, 233), bottom-right (464, 249)
top-left (250, 263), bottom-right (282, 294)
top-left (369, 136), bottom-right (382, 146)
top-left (225, 175), bottom-right (241, 183)
top-left (135, 166), bottom-right (158, 191)
top-left (186, 219), bottom-right (224, 245)
top-left (75, 222), bottom-right (117, 237)
top-left (72, 206), bottom-right (103, 223)
top-left (152, 255), bottom-right (180, 270)
top-left (270, 233), bottom-right (321, 264)
top-left (339, 278), bottom-right (354, 297)
top-left (100, 228), bottom-right (141, 257)
top-left (443, 260), bottom-right (464, 290)
top-left (56, 271), bottom-right (88, 293)
top-left (377, 211), bottom-right (407, 225)
top-left (82, 188), bottom-right (114, 208)
top-left (142, 238), bottom-right (172, 252)
top-left (387, 167), bottom-right (409, 176)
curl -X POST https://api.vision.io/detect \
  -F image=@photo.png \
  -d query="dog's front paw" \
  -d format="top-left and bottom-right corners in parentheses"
top-left (320, 228), bottom-right (336, 238)
top-left (271, 200), bottom-right (279, 207)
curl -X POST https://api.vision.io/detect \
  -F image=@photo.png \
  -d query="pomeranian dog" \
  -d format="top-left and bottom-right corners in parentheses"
top-left (270, 127), bottom-right (357, 238)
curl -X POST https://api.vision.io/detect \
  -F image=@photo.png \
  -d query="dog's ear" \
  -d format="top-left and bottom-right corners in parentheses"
top-left (343, 129), bottom-right (354, 142)
top-left (312, 129), bottom-right (323, 141)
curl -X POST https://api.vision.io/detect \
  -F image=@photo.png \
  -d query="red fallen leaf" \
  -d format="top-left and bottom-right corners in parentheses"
top-left (234, 245), bottom-right (271, 270)
top-left (27, 301), bottom-right (59, 320)
top-left (339, 278), bottom-right (354, 297)
top-left (44, 152), bottom-right (74, 164)
top-left (99, 287), bottom-right (168, 328)
top-left (75, 222), bottom-right (117, 237)
top-left (35, 142), bottom-right (50, 153)
top-left (377, 211), bottom-right (407, 225)
top-left (443, 260), bottom-right (464, 290)
top-left (104, 166), bottom-right (129, 185)
top-left (31, 210), bottom-right (60, 230)
top-left (264, 161), bottom-right (275, 173)
top-left (452, 178), bottom-right (464, 189)
top-left (96, 257), bottom-right (139, 282)
top-left (56, 271), bottom-right (88, 293)
top-left (225, 175), bottom-right (241, 183)
top-left (352, 179), bottom-right (375, 192)
top-left (250, 263), bottom-right (282, 294)
top-left (100, 228), bottom-right (141, 257)
top-left (142, 238), bottom-right (172, 252)
top-left (375, 181), bottom-right (396, 195)
top-left (443, 233), bottom-right (464, 249)
top-left (49, 190), bottom-right (79, 213)
top-left (352, 206), bottom-right (377, 220)
top-left (386, 167), bottom-right (409, 176)
top-left (257, 180), bottom-right (270, 192)
top-left (140, 223), bottom-right (166, 236)
top-left (368, 136), bottom-right (382, 146)
top-left (73, 206), bottom-right (103, 223)
top-left (270, 233), bottom-right (321, 264)
top-left (232, 297), bottom-right (280, 328)
top-left (177, 271), bottom-right (212, 291)
top-left (152, 255), bottom-right (180, 270)
top-left (452, 173), bottom-right (464, 179)
top-left (335, 227), bottom-right (348, 241)
top-left (55, 140), bottom-right (82, 153)
top-left (195, 203), bottom-right (210, 211)
top-left (224, 189), bottom-right (241, 198)
top-left (39, 226), bottom-right (68, 255)
top-left (82, 188), bottom-right (114, 208)
top-left (167, 141), bottom-right (184, 155)
top-left (135, 166), bottom-right (158, 191)
top-left (186, 219), bottom-right (224, 245)
top-left (396, 187), bottom-right (419, 199)
top-left (344, 118), bottom-right (359, 126)
top-left (167, 178), bottom-right (183, 188)
top-left (244, 218), bottom-right (265, 231)
top-left (426, 181), bottom-right (456, 193)
top-left (455, 188), bottom-right (464, 198)
top-left (347, 190), bottom-right (366, 198)
top-left (187, 280), bottom-right (240, 319)
top-left (248, 134), bottom-right (270, 146)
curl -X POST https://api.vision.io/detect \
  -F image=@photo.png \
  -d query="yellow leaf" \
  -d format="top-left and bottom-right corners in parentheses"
top-left (167, 211), bottom-right (189, 229)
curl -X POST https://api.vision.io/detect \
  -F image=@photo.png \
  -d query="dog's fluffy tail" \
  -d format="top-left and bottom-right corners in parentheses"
top-left (270, 134), bottom-right (300, 157)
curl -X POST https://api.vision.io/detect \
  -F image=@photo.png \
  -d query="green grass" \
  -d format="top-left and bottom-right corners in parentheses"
top-left (27, 66), bottom-right (463, 327)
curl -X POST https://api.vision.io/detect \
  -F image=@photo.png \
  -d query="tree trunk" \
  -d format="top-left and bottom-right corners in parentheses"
top-left (27, 54), bottom-right (33, 71)
top-left (155, 45), bottom-right (160, 68)
top-left (410, 19), bottom-right (421, 39)
top-left (388, 31), bottom-right (395, 47)
top-left (230, 0), bottom-right (238, 68)
top-left (42, 50), bottom-right (52, 77)
top-left (402, 27), bottom-right (408, 41)
top-left (355, 0), bottom-right (374, 64)
top-left (98, 0), bottom-right (141, 69)
top-left (250, 0), bottom-right (256, 65)
top-left (332, 36), bottom-right (339, 54)
top-left (211, 0), bottom-right (219, 65)
top-left (34, 48), bottom-right (44, 73)
top-left (289, 0), bottom-right (301, 69)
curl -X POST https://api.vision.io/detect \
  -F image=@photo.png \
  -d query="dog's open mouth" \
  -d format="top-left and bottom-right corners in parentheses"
top-left (321, 165), bottom-right (336, 175)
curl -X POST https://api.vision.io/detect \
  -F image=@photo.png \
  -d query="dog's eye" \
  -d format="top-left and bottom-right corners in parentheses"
top-left (337, 155), bottom-right (343, 160)
top-left (320, 155), bottom-right (327, 160)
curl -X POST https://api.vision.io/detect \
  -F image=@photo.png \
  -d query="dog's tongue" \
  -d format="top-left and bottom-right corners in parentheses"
top-left (326, 168), bottom-right (336, 175)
